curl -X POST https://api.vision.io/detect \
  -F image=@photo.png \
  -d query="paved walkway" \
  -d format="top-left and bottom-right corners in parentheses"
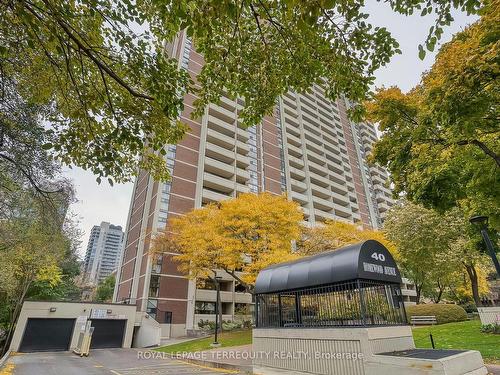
top-left (0, 349), bottom-right (238, 375)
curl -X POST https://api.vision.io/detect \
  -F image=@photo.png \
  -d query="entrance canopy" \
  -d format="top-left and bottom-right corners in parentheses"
top-left (255, 240), bottom-right (401, 294)
top-left (255, 240), bottom-right (406, 328)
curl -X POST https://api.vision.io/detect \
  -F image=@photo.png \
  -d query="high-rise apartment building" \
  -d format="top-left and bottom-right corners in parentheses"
top-left (113, 32), bottom-right (393, 337)
top-left (83, 221), bottom-right (124, 285)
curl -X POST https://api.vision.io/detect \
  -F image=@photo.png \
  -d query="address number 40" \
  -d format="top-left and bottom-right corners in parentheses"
top-left (371, 252), bottom-right (386, 262)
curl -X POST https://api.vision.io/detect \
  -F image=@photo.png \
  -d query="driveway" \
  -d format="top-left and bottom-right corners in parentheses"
top-left (1, 349), bottom-right (238, 375)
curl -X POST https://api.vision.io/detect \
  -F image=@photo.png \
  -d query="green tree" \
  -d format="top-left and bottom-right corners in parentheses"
top-left (383, 202), bottom-right (492, 305)
top-left (366, 0), bottom-right (500, 225)
top-left (1, 0), bottom-right (482, 183)
top-left (95, 274), bottom-right (116, 302)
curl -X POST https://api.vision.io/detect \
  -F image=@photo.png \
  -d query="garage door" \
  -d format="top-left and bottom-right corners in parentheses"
top-left (90, 319), bottom-right (126, 349)
top-left (19, 318), bottom-right (75, 352)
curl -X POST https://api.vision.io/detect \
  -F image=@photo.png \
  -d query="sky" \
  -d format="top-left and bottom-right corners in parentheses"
top-left (65, 5), bottom-right (477, 257)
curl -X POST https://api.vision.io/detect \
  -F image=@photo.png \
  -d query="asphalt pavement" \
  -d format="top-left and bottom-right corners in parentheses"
top-left (0, 349), bottom-right (238, 375)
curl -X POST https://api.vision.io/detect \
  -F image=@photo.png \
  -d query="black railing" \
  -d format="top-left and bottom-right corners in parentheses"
top-left (256, 279), bottom-right (407, 328)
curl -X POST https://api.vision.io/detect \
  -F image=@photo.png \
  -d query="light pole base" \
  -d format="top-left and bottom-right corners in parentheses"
top-left (210, 342), bottom-right (221, 348)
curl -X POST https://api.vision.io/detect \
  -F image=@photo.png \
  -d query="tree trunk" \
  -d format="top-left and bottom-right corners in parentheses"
top-left (1, 280), bottom-right (31, 356)
top-left (415, 283), bottom-right (423, 304)
top-left (464, 264), bottom-right (482, 307)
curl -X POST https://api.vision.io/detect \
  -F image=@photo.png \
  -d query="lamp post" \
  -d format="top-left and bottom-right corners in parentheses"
top-left (212, 276), bottom-right (223, 347)
top-left (469, 215), bottom-right (500, 277)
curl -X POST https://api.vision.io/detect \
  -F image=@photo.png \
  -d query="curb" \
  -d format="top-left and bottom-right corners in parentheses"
top-left (179, 357), bottom-right (253, 373)
top-left (0, 350), bottom-right (11, 369)
top-left (156, 351), bottom-right (252, 374)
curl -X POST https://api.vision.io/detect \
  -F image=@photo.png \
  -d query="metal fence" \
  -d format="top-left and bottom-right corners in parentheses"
top-left (256, 279), bottom-right (407, 328)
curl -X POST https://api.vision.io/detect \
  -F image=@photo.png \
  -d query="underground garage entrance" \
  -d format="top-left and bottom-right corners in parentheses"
top-left (89, 319), bottom-right (126, 349)
top-left (19, 318), bottom-right (75, 352)
top-left (10, 301), bottom-right (136, 353)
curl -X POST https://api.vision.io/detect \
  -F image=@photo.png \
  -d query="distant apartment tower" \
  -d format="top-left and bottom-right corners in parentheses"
top-left (114, 32), bottom-right (394, 337)
top-left (84, 222), bottom-right (124, 285)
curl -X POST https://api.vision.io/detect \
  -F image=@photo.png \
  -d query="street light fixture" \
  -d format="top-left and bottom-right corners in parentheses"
top-left (469, 215), bottom-right (500, 277)
top-left (211, 276), bottom-right (223, 347)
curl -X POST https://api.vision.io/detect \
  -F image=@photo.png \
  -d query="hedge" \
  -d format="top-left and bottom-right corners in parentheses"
top-left (406, 304), bottom-right (468, 324)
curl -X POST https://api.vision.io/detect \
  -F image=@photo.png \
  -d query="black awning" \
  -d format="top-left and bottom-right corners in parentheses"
top-left (254, 240), bottom-right (401, 294)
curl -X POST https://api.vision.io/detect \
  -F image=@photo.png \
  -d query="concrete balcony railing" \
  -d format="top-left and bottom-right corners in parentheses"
top-left (203, 172), bottom-right (234, 193)
top-left (291, 191), bottom-right (309, 205)
top-left (202, 188), bottom-right (232, 204)
top-left (290, 178), bottom-right (307, 193)
top-left (206, 128), bottom-right (235, 150)
top-left (205, 142), bottom-right (235, 164)
top-left (204, 156), bottom-right (235, 178)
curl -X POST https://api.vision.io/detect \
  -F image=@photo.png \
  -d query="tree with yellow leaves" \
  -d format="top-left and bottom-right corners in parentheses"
top-left (298, 220), bottom-right (398, 259)
top-left (153, 193), bottom-right (303, 293)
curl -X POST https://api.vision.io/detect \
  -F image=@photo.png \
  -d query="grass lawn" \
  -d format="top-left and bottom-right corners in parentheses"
top-left (412, 320), bottom-right (500, 364)
top-left (156, 329), bottom-right (252, 353)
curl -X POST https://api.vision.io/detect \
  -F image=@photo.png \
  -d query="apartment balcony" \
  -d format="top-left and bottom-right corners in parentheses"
top-left (377, 201), bottom-right (391, 213)
top-left (236, 153), bottom-right (250, 168)
top-left (209, 103), bottom-right (236, 125)
top-left (311, 184), bottom-right (331, 199)
top-left (291, 191), bottom-right (309, 205)
top-left (330, 180), bottom-right (348, 195)
top-left (204, 156), bottom-right (234, 178)
top-left (234, 292), bottom-right (253, 304)
top-left (329, 170), bottom-right (346, 185)
top-left (286, 132), bottom-right (302, 147)
top-left (300, 93), bottom-right (316, 109)
top-left (289, 166), bottom-right (306, 181)
top-left (308, 160), bottom-right (328, 178)
top-left (206, 128), bottom-right (235, 150)
top-left (218, 95), bottom-right (238, 111)
top-left (333, 203), bottom-right (352, 219)
top-left (203, 172), bottom-right (234, 193)
top-left (236, 126), bottom-right (249, 142)
top-left (283, 106), bottom-right (298, 117)
top-left (282, 94), bottom-right (296, 109)
top-left (331, 190), bottom-right (350, 206)
top-left (235, 167), bottom-right (250, 181)
top-left (202, 188), bottom-right (232, 203)
top-left (287, 143), bottom-right (303, 157)
top-left (205, 142), bottom-right (235, 164)
top-left (284, 112), bottom-right (300, 127)
top-left (290, 178), bottom-right (307, 193)
top-left (207, 114), bottom-right (235, 137)
top-left (285, 124), bottom-right (301, 138)
top-left (288, 155), bottom-right (304, 169)
top-left (309, 171), bottom-right (330, 188)
top-left (314, 209), bottom-right (336, 222)
top-left (236, 141), bottom-right (249, 155)
top-left (312, 195), bottom-right (334, 211)
top-left (196, 289), bottom-right (235, 303)
top-left (305, 138), bottom-right (324, 156)
top-left (235, 182), bottom-right (250, 194)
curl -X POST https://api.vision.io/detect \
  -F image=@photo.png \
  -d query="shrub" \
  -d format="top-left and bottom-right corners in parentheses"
top-left (480, 324), bottom-right (500, 334)
top-left (197, 319), bottom-right (243, 332)
top-left (460, 302), bottom-right (478, 313)
top-left (406, 304), bottom-right (467, 324)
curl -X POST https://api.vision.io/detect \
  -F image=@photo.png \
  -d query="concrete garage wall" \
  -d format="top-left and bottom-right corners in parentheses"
top-left (10, 301), bottom-right (137, 352)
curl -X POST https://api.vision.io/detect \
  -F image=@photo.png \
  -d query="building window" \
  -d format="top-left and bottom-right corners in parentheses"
top-left (195, 301), bottom-right (216, 314)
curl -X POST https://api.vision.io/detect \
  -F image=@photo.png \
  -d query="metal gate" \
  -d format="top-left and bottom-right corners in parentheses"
top-left (19, 318), bottom-right (75, 352)
top-left (89, 319), bottom-right (126, 349)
